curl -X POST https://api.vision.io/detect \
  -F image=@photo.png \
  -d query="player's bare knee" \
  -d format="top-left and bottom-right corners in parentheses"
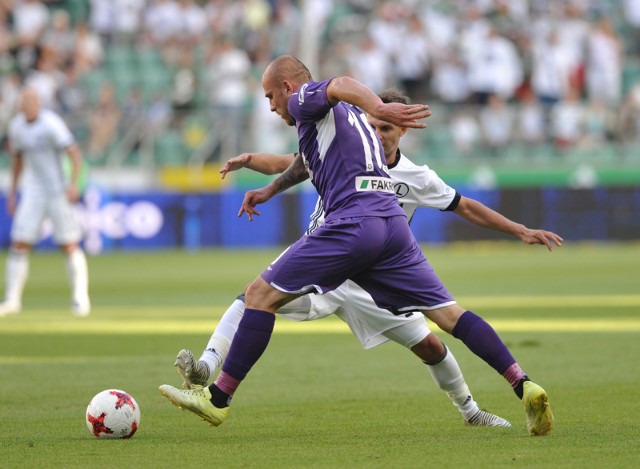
top-left (411, 333), bottom-right (446, 364)
top-left (423, 304), bottom-right (465, 334)
top-left (61, 243), bottom-right (79, 255)
top-left (12, 242), bottom-right (31, 252)
top-left (245, 277), bottom-right (285, 312)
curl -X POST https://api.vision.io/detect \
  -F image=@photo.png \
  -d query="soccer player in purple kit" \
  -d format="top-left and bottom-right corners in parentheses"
top-left (160, 56), bottom-right (555, 436)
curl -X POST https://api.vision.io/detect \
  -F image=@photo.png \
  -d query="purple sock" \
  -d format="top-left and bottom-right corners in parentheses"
top-left (219, 308), bottom-right (275, 383)
top-left (452, 310), bottom-right (516, 375)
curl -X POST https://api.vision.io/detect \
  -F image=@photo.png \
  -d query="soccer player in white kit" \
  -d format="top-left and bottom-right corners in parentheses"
top-left (167, 88), bottom-right (561, 429)
top-left (0, 88), bottom-right (90, 317)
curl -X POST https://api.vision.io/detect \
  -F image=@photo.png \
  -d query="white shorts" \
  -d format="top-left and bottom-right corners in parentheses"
top-left (11, 191), bottom-right (82, 245)
top-left (277, 280), bottom-right (431, 349)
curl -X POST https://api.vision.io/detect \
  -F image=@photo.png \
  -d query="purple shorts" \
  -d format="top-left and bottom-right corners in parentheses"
top-left (261, 215), bottom-right (455, 313)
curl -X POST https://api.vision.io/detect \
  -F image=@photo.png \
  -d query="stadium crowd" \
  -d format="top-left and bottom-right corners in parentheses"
top-left (1, 0), bottom-right (640, 165)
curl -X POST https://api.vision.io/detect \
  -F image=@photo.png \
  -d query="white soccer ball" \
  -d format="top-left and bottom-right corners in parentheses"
top-left (86, 389), bottom-right (141, 439)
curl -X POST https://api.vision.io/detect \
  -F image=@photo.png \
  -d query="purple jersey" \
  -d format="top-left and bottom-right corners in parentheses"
top-left (288, 79), bottom-right (406, 222)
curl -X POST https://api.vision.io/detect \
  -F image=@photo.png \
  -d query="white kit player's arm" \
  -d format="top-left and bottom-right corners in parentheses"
top-left (238, 153), bottom-right (309, 221)
top-left (326, 77), bottom-right (431, 129)
top-left (220, 153), bottom-right (296, 179)
top-left (453, 197), bottom-right (564, 251)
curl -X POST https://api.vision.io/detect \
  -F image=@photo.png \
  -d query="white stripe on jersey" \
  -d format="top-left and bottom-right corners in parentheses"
top-left (347, 109), bottom-right (375, 171)
top-left (315, 108), bottom-right (336, 163)
top-left (306, 197), bottom-right (324, 235)
top-left (360, 112), bottom-right (384, 171)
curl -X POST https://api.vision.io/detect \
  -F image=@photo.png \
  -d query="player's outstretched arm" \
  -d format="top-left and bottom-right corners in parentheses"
top-left (326, 76), bottom-right (431, 129)
top-left (239, 153), bottom-right (309, 221)
top-left (220, 153), bottom-right (296, 179)
top-left (453, 197), bottom-right (564, 251)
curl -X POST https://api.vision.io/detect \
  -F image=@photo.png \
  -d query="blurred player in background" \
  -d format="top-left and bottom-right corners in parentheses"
top-left (0, 88), bottom-right (90, 317)
top-left (160, 56), bottom-right (556, 436)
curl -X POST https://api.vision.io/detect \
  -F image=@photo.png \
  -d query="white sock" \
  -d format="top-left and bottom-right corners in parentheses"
top-left (199, 298), bottom-right (244, 373)
top-left (425, 346), bottom-right (480, 420)
top-left (4, 248), bottom-right (29, 305)
top-left (66, 248), bottom-right (89, 306)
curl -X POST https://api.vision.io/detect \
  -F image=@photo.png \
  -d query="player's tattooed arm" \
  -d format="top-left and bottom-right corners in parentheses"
top-left (238, 153), bottom-right (309, 221)
top-left (272, 152), bottom-right (309, 193)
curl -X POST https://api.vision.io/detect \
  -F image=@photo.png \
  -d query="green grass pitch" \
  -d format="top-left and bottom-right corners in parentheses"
top-left (1, 242), bottom-right (639, 468)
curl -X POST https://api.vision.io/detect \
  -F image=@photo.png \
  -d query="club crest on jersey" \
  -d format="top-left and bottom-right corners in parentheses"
top-left (394, 183), bottom-right (409, 198)
top-left (355, 176), bottom-right (395, 194)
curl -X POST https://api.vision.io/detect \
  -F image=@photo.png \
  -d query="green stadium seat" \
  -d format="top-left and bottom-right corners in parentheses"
top-left (155, 130), bottom-right (188, 166)
top-left (105, 45), bottom-right (136, 71)
top-left (622, 60), bottom-right (640, 96)
top-left (79, 70), bottom-right (109, 105)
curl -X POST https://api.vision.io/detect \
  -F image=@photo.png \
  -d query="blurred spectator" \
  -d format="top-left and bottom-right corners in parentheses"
top-left (24, 50), bottom-right (64, 110)
top-left (465, 27), bottom-right (523, 103)
top-left (529, 30), bottom-right (573, 105)
top-left (172, 67), bottom-right (197, 111)
top-left (556, 2), bottom-right (590, 92)
top-left (172, 0), bottom-right (208, 66)
top-left (13, 0), bottom-right (50, 47)
top-left (58, 63), bottom-right (87, 131)
top-left (121, 87), bottom-right (145, 129)
top-left (147, 93), bottom-right (173, 134)
top-left (623, 0), bottom-right (640, 56)
top-left (144, 0), bottom-right (180, 47)
top-left (269, 0), bottom-right (301, 58)
top-left (449, 110), bottom-right (480, 156)
top-left (516, 88), bottom-right (546, 149)
top-left (113, 0), bottom-right (145, 44)
top-left (347, 34), bottom-right (391, 93)
top-left (549, 87), bottom-right (583, 151)
top-left (11, 0), bottom-right (50, 75)
top-left (620, 82), bottom-right (640, 143)
top-left (204, 0), bottom-right (244, 41)
top-left (586, 16), bottom-right (623, 106)
top-left (242, 0), bottom-right (272, 48)
top-left (41, 9), bottom-right (75, 68)
top-left (421, 5), bottom-right (457, 52)
top-left (431, 49), bottom-right (470, 104)
top-left (394, 12), bottom-right (430, 102)
top-left (458, 5), bottom-right (492, 65)
top-left (479, 94), bottom-right (514, 156)
top-left (581, 99), bottom-right (616, 149)
top-left (205, 36), bottom-right (252, 158)
top-left (88, 82), bottom-right (121, 157)
top-left (89, 0), bottom-right (115, 43)
top-left (73, 22), bottom-right (104, 75)
top-left (368, 2), bottom-right (403, 59)
top-left (0, 14), bottom-right (15, 76)
top-left (0, 72), bottom-right (20, 137)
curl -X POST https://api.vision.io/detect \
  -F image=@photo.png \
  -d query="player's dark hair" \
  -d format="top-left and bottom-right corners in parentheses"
top-left (378, 88), bottom-right (410, 105)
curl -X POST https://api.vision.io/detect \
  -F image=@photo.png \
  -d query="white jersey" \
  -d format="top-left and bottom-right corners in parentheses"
top-left (305, 150), bottom-right (458, 234)
top-left (285, 151), bottom-right (459, 349)
top-left (8, 109), bottom-right (74, 197)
